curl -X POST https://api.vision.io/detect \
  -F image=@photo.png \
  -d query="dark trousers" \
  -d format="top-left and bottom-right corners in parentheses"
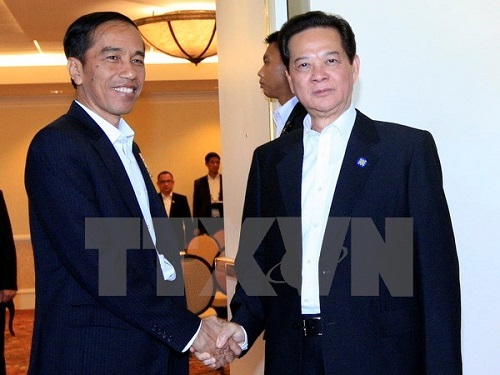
top-left (0, 303), bottom-right (6, 375)
top-left (300, 335), bottom-right (325, 375)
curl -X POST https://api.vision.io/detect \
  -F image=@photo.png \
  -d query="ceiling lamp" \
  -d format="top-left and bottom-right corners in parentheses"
top-left (135, 10), bottom-right (217, 65)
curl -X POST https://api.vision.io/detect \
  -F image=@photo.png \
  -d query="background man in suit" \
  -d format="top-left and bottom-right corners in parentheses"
top-left (258, 31), bottom-right (307, 138)
top-left (193, 152), bottom-right (223, 234)
top-left (25, 12), bottom-right (239, 374)
top-left (209, 11), bottom-right (462, 374)
top-left (0, 190), bottom-right (17, 375)
top-left (157, 171), bottom-right (194, 248)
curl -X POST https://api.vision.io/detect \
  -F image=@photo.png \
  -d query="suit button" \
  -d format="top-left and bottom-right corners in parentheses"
top-left (292, 322), bottom-right (301, 330)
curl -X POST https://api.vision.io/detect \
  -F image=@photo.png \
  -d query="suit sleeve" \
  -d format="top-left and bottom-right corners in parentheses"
top-left (0, 191), bottom-right (17, 291)
top-left (409, 131), bottom-right (462, 373)
top-left (230, 149), bottom-right (268, 349)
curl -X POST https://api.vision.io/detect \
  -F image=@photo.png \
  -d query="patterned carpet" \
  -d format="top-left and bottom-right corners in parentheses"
top-left (4, 309), bottom-right (229, 375)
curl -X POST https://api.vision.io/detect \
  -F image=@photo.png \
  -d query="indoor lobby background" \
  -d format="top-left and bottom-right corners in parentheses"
top-left (0, 0), bottom-right (498, 374)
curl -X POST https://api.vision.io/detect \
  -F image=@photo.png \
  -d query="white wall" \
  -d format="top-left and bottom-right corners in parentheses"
top-left (310, 0), bottom-right (499, 373)
top-left (216, 0), bottom-right (271, 373)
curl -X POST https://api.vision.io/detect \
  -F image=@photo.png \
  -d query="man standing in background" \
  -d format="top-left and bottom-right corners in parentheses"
top-left (0, 190), bottom-right (17, 375)
top-left (157, 171), bottom-right (194, 248)
top-left (193, 152), bottom-right (223, 234)
top-left (258, 31), bottom-right (307, 137)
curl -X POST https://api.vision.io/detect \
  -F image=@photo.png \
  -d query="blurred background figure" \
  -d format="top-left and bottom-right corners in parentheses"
top-left (193, 152), bottom-right (223, 235)
top-left (0, 190), bottom-right (17, 375)
top-left (258, 31), bottom-right (307, 138)
top-left (157, 171), bottom-right (194, 248)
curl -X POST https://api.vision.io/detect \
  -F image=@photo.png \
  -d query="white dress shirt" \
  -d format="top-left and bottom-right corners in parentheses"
top-left (300, 104), bottom-right (356, 314)
top-left (76, 101), bottom-right (175, 281)
top-left (161, 192), bottom-right (173, 217)
top-left (273, 96), bottom-right (300, 138)
top-left (208, 173), bottom-right (222, 203)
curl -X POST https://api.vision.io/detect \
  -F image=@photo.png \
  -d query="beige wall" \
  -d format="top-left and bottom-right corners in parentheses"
top-left (0, 80), bottom-right (221, 297)
top-left (0, 81), bottom-right (220, 236)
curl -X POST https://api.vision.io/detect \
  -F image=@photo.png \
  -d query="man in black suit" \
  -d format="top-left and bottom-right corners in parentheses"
top-left (157, 171), bottom-right (194, 248)
top-left (24, 12), bottom-right (239, 374)
top-left (0, 190), bottom-right (17, 375)
top-left (258, 31), bottom-right (307, 138)
top-left (209, 11), bottom-right (462, 374)
top-left (193, 152), bottom-right (223, 234)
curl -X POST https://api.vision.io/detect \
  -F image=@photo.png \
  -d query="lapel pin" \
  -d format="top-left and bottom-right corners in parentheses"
top-left (356, 157), bottom-right (368, 168)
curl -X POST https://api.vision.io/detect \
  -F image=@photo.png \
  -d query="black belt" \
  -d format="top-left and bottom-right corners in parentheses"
top-left (302, 315), bottom-right (322, 337)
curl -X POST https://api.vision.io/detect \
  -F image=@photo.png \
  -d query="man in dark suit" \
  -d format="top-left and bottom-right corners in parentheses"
top-left (193, 152), bottom-right (223, 234)
top-left (211, 11), bottom-right (462, 374)
top-left (0, 190), bottom-right (17, 375)
top-left (157, 171), bottom-right (194, 248)
top-left (258, 31), bottom-right (308, 138)
top-left (24, 12), bottom-right (239, 374)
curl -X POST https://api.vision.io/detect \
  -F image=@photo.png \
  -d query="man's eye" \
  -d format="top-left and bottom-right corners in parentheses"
top-left (296, 62), bottom-right (310, 71)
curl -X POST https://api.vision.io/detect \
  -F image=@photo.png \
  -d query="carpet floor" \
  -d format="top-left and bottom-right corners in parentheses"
top-left (4, 309), bottom-right (229, 375)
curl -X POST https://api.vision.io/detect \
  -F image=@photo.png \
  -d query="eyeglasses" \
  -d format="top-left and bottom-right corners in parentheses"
top-left (158, 180), bottom-right (174, 184)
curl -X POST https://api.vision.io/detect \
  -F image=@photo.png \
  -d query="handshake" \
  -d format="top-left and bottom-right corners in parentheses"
top-left (190, 315), bottom-right (246, 369)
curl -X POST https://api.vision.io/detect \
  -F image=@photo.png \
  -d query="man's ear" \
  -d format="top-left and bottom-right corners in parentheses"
top-left (67, 57), bottom-right (83, 86)
top-left (285, 69), bottom-right (295, 94)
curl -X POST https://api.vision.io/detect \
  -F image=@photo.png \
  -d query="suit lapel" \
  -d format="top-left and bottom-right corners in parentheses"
top-left (330, 110), bottom-right (380, 217)
top-left (132, 144), bottom-right (165, 219)
top-left (276, 129), bottom-right (304, 217)
top-left (68, 103), bottom-right (143, 218)
top-left (282, 101), bottom-right (308, 135)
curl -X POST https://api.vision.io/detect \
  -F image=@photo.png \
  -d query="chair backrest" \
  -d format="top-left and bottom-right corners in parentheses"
top-left (212, 229), bottom-right (225, 252)
top-left (180, 254), bottom-right (216, 315)
top-left (186, 234), bottom-right (220, 268)
top-left (214, 256), bottom-right (234, 295)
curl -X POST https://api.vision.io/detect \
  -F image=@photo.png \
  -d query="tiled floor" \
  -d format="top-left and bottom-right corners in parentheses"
top-left (4, 309), bottom-right (229, 375)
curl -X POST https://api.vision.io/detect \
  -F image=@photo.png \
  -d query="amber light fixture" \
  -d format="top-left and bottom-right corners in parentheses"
top-left (134, 10), bottom-right (217, 65)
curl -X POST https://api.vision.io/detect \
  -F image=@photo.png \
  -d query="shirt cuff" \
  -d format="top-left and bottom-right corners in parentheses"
top-left (182, 321), bottom-right (202, 352)
top-left (239, 325), bottom-right (249, 351)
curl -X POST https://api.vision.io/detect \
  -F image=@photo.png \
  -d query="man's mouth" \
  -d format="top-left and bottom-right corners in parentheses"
top-left (114, 86), bottom-right (135, 94)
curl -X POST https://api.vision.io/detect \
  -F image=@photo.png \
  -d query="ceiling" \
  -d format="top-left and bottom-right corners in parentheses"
top-left (0, 0), bottom-right (216, 59)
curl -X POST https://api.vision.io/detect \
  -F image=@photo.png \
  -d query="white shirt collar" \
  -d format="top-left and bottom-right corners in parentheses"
top-left (303, 103), bottom-right (356, 141)
top-left (273, 96), bottom-right (300, 136)
top-left (75, 100), bottom-right (134, 144)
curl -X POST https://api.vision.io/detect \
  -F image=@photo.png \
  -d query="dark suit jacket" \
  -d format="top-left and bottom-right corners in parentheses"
top-left (231, 110), bottom-right (462, 374)
top-left (0, 189), bottom-right (17, 369)
top-left (193, 175), bottom-right (223, 218)
top-left (193, 175), bottom-right (223, 234)
top-left (25, 102), bottom-right (199, 374)
top-left (280, 100), bottom-right (308, 135)
top-left (158, 192), bottom-right (194, 247)
top-left (0, 191), bottom-right (17, 292)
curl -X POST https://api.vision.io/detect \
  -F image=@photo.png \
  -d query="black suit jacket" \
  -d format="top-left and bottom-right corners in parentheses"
top-left (0, 191), bottom-right (17, 292)
top-left (158, 192), bottom-right (194, 247)
top-left (25, 102), bottom-right (199, 374)
top-left (193, 175), bottom-right (224, 236)
top-left (280, 100), bottom-right (308, 135)
top-left (193, 175), bottom-right (223, 218)
top-left (231, 110), bottom-right (462, 374)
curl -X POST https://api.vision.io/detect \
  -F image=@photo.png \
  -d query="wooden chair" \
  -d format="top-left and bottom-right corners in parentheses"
top-left (186, 235), bottom-right (227, 312)
top-left (180, 254), bottom-right (216, 317)
top-left (214, 256), bottom-right (235, 295)
top-left (186, 234), bottom-right (220, 268)
top-left (212, 229), bottom-right (225, 253)
top-left (181, 254), bottom-right (226, 375)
